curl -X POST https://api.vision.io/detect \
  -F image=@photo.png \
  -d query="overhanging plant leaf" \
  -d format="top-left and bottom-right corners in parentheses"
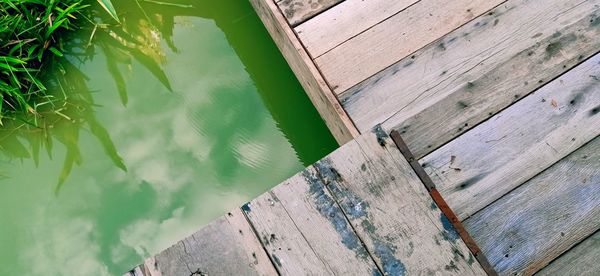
top-left (96, 0), bottom-right (120, 23)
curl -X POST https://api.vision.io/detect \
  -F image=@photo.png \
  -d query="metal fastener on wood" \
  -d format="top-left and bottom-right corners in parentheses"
top-left (390, 130), bottom-right (498, 276)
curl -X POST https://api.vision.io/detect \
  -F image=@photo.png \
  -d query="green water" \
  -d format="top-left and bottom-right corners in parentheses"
top-left (0, 1), bottom-right (337, 275)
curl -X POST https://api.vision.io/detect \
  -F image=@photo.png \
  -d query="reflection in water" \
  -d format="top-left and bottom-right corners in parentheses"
top-left (0, 61), bottom-right (127, 192)
top-left (0, 0), bottom-right (337, 275)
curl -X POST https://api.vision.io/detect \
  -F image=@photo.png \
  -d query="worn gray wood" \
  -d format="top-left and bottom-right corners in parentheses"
top-left (295, 0), bottom-right (419, 58)
top-left (242, 167), bottom-right (379, 275)
top-left (315, 130), bottom-right (486, 275)
top-left (125, 257), bottom-right (161, 276)
top-left (537, 231), bottom-right (600, 276)
top-left (127, 208), bottom-right (277, 276)
top-left (463, 136), bottom-right (600, 275)
top-left (250, 0), bottom-right (360, 144)
top-left (315, 0), bottom-right (504, 94)
top-left (277, 0), bottom-right (344, 27)
top-left (421, 53), bottom-right (600, 220)
top-left (341, 0), bottom-right (600, 158)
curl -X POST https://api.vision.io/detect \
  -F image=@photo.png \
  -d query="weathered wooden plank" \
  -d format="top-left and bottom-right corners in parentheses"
top-left (316, 0), bottom-right (504, 94)
top-left (315, 130), bottom-right (486, 275)
top-left (537, 231), bottom-right (600, 276)
top-left (250, 0), bottom-right (359, 144)
top-left (463, 136), bottom-right (600, 275)
top-left (389, 131), bottom-right (497, 275)
top-left (421, 53), bottom-right (600, 220)
top-left (295, 0), bottom-right (419, 58)
top-left (341, 0), bottom-right (600, 157)
top-left (125, 257), bottom-right (161, 276)
top-left (127, 208), bottom-right (276, 276)
top-left (242, 167), bottom-right (379, 275)
top-left (277, 0), bottom-right (344, 27)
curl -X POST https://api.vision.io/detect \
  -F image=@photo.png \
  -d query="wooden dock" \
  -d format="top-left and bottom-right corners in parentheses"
top-left (127, 0), bottom-right (600, 275)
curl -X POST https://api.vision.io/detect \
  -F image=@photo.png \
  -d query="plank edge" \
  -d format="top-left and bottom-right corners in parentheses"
top-left (250, 0), bottom-right (360, 144)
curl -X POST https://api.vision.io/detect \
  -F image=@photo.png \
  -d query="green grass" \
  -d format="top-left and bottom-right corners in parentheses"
top-left (0, 0), bottom-right (118, 122)
top-left (0, 0), bottom-right (177, 191)
top-left (0, 0), bottom-right (123, 191)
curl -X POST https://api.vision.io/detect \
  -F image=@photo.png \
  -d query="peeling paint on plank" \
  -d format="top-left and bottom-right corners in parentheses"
top-left (241, 202), bottom-right (251, 213)
top-left (374, 241), bottom-right (407, 276)
top-left (302, 169), bottom-right (369, 260)
top-left (372, 124), bottom-right (389, 147)
top-left (441, 214), bottom-right (460, 241)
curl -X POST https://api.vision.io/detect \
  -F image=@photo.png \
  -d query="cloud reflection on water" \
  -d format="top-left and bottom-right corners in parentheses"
top-left (0, 7), bottom-right (326, 275)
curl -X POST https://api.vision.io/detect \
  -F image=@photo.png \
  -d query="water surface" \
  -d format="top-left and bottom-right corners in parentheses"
top-left (0, 1), bottom-right (337, 274)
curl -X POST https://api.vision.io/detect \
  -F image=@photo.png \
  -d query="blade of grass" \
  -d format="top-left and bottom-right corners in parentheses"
top-left (96, 0), bottom-right (120, 23)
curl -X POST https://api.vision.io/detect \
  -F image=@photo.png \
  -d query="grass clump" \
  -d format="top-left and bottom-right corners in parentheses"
top-left (0, 0), bottom-right (117, 122)
top-left (0, 0), bottom-right (177, 191)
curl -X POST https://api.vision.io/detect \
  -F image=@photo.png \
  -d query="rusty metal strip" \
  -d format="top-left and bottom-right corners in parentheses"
top-left (390, 130), bottom-right (498, 276)
top-left (429, 188), bottom-right (497, 276)
top-left (390, 130), bottom-right (437, 192)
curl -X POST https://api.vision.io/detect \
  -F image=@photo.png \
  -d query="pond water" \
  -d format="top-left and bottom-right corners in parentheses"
top-left (0, 1), bottom-right (337, 275)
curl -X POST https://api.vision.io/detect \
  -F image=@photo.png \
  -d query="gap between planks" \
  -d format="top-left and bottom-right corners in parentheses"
top-left (276, 0), bottom-right (345, 27)
top-left (464, 135), bottom-right (600, 275)
top-left (315, 0), bottom-right (506, 94)
top-left (295, 0), bottom-right (422, 59)
top-left (341, 0), bottom-right (600, 160)
top-left (421, 52), bottom-right (600, 220)
top-left (536, 230), bottom-right (600, 276)
top-left (241, 130), bottom-right (487, 275)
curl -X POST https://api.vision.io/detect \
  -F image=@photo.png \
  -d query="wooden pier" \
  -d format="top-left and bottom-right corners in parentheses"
top-left (128, 0), bottom-right (600, 275)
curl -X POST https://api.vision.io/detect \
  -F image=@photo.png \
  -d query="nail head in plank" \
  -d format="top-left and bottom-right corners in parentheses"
top-left (127, 208), bottom-right (277, 276)
top-left (242, 167), bottom-right (379, 275)
top-left (316, 0), bottom-right (504, 94)
top-left (250, 0), bottom-right (360, 144)
top-left (295, 0), bottom-right (420, 58)
top-left (422, 53), bottom-right (600, 220)
top-left (341, 0), bottom-right (600, 153)
top-left (316, 130), bottom-right (486, 275)
top-left (463, 136), bottom-right (600, 275)
top-left (537, 231), bottom-right (600, 276)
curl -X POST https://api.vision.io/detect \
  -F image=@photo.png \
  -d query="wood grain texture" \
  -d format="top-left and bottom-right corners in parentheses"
top-left (341, 0), bottom-right (600, 156)
top-left (421, 53), bottom-right (600, 220)
top-left (537, 231), bottom-right (600, 276)
top-left (316, 0), bottom-right (504, 94)
top-left (127, 208), bottom-right (277, 276)
top-left (277, 0), bottom-right (344, 27)
top-left (295, 0), bottom-right (419, 58)
top-left (315, 130), bottom-right (486, 275)
top-left (125, 257), bottom-right (162, 276)
top-left (250, 0), bottom-right (359, 145)
top-left (242, 167), bottom-right (379, 275)
top-left (463, 136), bottom-right (600, 275)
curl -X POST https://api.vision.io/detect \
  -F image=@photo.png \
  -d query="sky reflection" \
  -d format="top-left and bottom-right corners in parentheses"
top-left (0, 1), bottom-right (336, 274)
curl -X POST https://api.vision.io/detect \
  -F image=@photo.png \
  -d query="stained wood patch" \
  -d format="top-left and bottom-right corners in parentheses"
top-left (295, 0), bottom-right (420, 58)
top-left (341, 0), bottom-right (600, 157)
top-left (390, 130), bottom-right (497, 275)
top-left (125, 257), bottom-right (161, 276)
top-left (250, 0), bottom-right (359, 144)
top-left (242, 167), bottom-right (378, 275)
top-left (314, 130), bottom-right (486, 275)
top-left (463, 136), bottom-right (600, 275)
top-left (126, 209), bottom-right (276, 276)
top-left (277, 0), bottom-right (344, 27)
top-left (537, 231), bottom-right (600, 276)
top-left (316, 0), bottom-right (504, 94)
top-left (421, 52), bottom-right (600, 220)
